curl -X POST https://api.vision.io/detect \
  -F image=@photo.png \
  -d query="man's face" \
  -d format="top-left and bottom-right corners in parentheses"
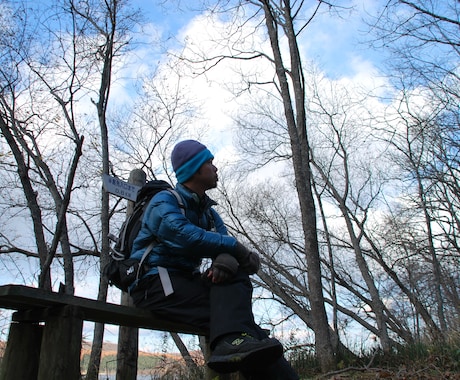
top-left (195, 159), bottom-right (218, 190)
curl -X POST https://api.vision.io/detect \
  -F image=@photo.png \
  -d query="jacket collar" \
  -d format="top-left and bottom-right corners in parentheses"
top-left (176, 183), bottom-right (217, 211)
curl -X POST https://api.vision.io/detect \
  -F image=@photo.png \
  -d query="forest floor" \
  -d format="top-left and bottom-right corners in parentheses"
top-left (314, 366), bottom-right (460, 379)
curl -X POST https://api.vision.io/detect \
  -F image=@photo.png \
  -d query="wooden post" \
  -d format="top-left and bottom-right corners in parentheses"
top-left (37, 305), bottom-right (83, 380)
top-left (116, 169), bottom-right (146, 380)
top-left (0, 322), bottom-right (42, 380)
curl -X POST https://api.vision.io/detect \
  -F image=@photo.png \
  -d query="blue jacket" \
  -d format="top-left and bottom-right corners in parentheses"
top-left (131, 183), bottom-right (238, 277)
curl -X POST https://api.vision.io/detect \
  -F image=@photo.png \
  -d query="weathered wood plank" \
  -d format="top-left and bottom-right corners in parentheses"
top-left (0, 284), bottom-right (207, 336)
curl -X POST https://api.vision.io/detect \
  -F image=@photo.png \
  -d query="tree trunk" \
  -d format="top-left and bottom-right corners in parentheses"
top-left (86, 10), bottom-right (115, 379)
top-left (0, 116), bottom-right (52, 290)
top-left (259, 0), bottom-right (335, 371)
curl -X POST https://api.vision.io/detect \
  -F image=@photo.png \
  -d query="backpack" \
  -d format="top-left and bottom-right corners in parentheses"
top-left (104, 180), bottom-right (184, 292)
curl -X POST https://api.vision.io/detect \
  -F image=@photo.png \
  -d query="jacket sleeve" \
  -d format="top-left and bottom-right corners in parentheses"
top-left (136, 190), bottom-right (237, 260)
top-left (210, 208), bottom-right (228, 235)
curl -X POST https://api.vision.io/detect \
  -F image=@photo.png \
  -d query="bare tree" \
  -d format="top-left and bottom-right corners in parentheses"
top-left (366, 0), bottom-right (459, 341)
top-left (0, 0), bottom-right (142, 378)
top-left (372, 87), bottom-right (458, 340)
top-left (66, 0), bottom-right (141, 378)
top-left (220, 52), bottom-right (457, 355)
top-left (0, 0), bottom-right (86, 292)
top-left (367, 0), bottom-right (459, 98)
top-left (174, 0), bottom-right (349, 370)
top-left (110, 66), bottom-right (198, 180)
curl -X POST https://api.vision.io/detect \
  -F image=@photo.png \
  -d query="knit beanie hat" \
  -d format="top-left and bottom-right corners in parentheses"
top-left (171, 140), bottom-right (214, 183)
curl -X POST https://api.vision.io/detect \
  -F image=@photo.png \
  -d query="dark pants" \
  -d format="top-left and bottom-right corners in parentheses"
top-left (130, 269), bottom-right (299, 379)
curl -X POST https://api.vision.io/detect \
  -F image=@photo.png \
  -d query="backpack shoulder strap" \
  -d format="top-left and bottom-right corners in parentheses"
top-left (168, 188), bottom-right (186, 216)
top-left (136, 240), bottom-right (155, 282)
top-left (135, 189), bottom-right (185, 283)
top-left (207, 208), bottom-right (216, 232)
top-left (135, 188), bottom-right (182, 274)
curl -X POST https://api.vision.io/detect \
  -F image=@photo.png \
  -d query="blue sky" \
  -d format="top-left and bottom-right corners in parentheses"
top-left (140, 0), bottom-right (385, 78)
top-left (105, 0), bottom-right (388, 157)
top-left (108, 0), bottom-right (387, 94)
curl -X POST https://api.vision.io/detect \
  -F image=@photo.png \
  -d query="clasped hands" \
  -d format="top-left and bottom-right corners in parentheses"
top-left (207, 242), bottom-right (260, 284)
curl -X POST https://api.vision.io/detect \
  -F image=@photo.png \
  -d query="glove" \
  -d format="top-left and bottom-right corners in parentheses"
top-left (235, 242), bottom-right (261, 275)
top-left (241, 251), bottom-right (260, 274)
top-left (209, 253), bottom-right (239, 283)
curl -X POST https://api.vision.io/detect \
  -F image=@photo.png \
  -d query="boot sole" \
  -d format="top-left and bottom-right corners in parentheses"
top-left (207, 340), bottom-right (283, 373)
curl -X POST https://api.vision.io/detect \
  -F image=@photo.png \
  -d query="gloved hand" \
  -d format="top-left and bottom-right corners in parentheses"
top-left (208, 253), bottom-right (239, 283)
top-left (235, 242), bottom-right (261, 275)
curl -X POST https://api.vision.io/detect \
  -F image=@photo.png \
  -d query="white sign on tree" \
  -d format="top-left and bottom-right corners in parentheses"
top-left (102, 174), bottom-right (141, 201)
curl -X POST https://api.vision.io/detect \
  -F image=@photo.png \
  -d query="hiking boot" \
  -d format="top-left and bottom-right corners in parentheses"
top-left (207, 333), bottom-right (283, 373)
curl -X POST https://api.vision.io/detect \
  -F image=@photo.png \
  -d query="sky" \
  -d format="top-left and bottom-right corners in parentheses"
top-left (105, 0), bottom-right (386, 104)
top-left (0, 0), bottom-right (392, 351)
top-left (105, 0), bottom-right (389, 165)
top-left (131, 0), bottom-right (385, 78)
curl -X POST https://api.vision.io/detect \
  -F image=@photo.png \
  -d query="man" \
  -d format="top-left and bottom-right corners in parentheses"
top-left (130, 140), bottom-right (299, 379)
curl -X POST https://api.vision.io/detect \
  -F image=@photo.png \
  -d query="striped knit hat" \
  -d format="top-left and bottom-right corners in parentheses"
top-left (171, 140), bottom-right (214, 183)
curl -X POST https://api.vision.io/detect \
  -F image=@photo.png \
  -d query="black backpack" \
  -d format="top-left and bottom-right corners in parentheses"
top-left (104, 180), bottom-right (184, 292)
